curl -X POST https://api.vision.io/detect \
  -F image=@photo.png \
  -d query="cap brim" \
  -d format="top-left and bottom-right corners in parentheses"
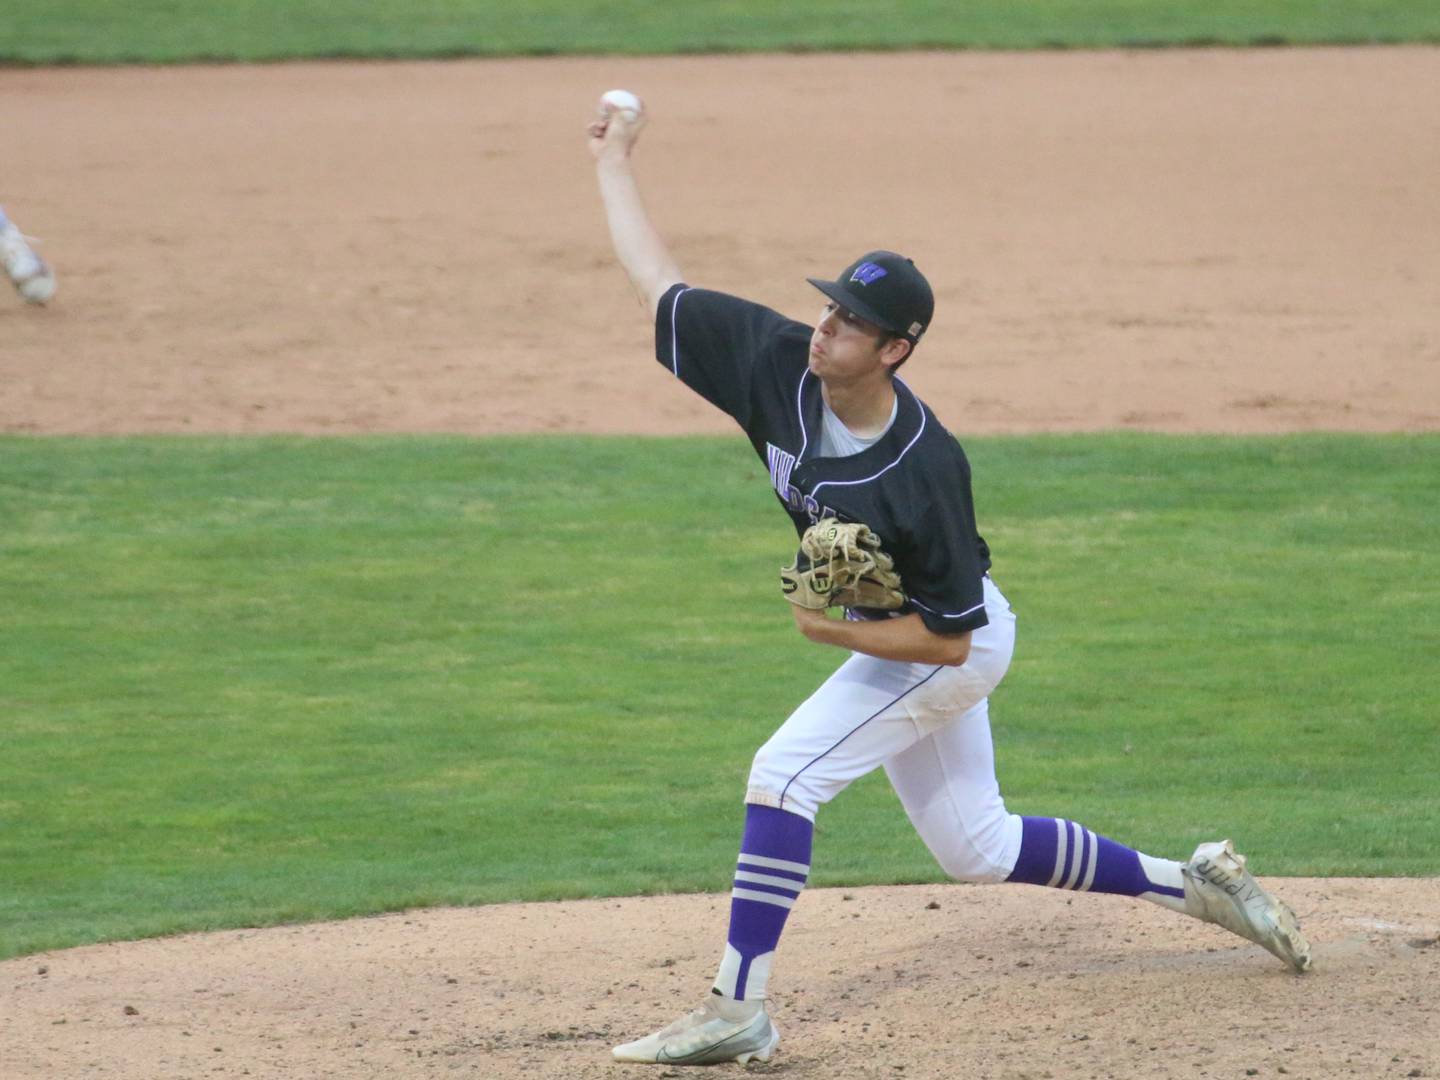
top-left (805, 278), bottom-right (903, 335)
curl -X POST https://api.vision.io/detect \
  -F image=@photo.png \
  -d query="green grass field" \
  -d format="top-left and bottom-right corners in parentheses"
top-left (2, 434), bottom-right (1436, 960)
top-left (3, 1), bottom-right (1438, 64)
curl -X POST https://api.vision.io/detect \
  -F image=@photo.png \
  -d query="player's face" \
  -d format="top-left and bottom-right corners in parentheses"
top-left (809, 303), bottom-right (893, 381)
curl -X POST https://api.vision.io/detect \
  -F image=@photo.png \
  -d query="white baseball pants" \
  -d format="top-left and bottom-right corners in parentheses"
top-left (746, 575), bottom-right (1023, 883)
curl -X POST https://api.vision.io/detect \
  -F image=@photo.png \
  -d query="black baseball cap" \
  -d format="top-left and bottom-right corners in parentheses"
top-left (806, 251), bottom-right (935, 342)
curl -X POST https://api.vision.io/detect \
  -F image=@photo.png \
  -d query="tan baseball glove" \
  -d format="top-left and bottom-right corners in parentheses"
top-left (780, 518), bottom-right (906, 611)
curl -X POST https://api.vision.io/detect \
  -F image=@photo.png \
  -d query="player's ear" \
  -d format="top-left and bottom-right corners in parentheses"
top-left (879, 336), bottom-right (912, 370)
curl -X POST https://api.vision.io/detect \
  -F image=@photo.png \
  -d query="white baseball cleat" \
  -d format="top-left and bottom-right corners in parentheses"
top-left (2, 220), bottom-right (57, 304)
top-left (1183, 839), bottom-right (1312, 973)
top-left (612, 992), bottom-right (780, 1065)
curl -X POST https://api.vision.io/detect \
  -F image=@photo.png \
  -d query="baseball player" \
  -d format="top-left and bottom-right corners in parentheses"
top-left (588, 95), bottom-right (1311, 1067)
top-left (1, 205), bottom-right (57, 304)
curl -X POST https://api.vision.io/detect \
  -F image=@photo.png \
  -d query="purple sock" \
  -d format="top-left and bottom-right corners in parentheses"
top-left (712, 803), bottom-right (813, 1001)
top-left (1007, 816), bottom-right (1185, 904)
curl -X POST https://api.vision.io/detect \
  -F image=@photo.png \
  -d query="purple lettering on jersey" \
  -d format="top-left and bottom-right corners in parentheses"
top-left (849, 262), bottom-right (888, 286)
top-left (767, 444), bottom-right (840, 521)
top-left (767, 442), bottom-right (797, 502)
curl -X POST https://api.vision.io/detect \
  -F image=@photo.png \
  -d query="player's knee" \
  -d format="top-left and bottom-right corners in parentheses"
top-left (746, 742), bottom-right (778, 791)
top-left (924, 811), bottom-right (1019, 884)
top-left (746, 744), bottom-right (790, 801)
top-left (745, 743), bottom-right (824, 820)
top-left (934, 847), bottom-right (1010, 884)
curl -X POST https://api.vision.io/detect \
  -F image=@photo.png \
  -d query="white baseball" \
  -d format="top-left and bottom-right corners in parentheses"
top-left (600, 89), bottom-right (643, 123)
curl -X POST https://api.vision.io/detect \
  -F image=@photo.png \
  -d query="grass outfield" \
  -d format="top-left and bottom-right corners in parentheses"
top-left (0, 434), bottom-right (1435, 960)
top-left (3, 1), bottom-right (1438, 64)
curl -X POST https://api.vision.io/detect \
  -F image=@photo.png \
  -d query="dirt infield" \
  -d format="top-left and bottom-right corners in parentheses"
top-left (2, 48), bottom-right (1438, 1080)
top-left (2, 48), bottom-right (1438, 435)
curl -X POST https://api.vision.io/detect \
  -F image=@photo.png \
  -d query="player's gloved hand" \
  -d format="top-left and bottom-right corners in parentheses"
top-left (780, 518), bottom-right (906, 611)
top-left (780, 544), bottom-right (834, 609)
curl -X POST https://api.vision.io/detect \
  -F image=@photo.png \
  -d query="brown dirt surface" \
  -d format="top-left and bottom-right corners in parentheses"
top-left (2, 48), bottom-right (1438, 435)
top-left (6, 882), bottom-right (1439, 1079)
top-left (2, 47), bottom-right (1438, 1080)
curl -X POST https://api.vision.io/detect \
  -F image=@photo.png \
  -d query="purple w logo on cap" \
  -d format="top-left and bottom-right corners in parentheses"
top-left (849, 262), bottom-right (888, 286)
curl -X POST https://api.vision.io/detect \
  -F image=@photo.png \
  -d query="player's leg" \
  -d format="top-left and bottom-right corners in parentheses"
top-left (614, 627), bottom-right (1004, 1064)
top-left (884, 703), bottom-right (1191, 905)
top-left (611, 798), bottom-right (807, 1064)
top-left (709, 658), bottom-right (960, 1007)
top-left (886, 696), bottom-right (1312, 972)
top-left (715, 575), bottom-right (1017, 997)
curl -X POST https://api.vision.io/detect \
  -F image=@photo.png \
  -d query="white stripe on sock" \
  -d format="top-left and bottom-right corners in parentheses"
top-left (1079, 829), bottom-right (1099, 892)
top-left (737, 853), bottom-right (811, 875)
top-left (734, 870), bottom-right (804, 893)
top-left (1061, 822), bottom-right (1085, 890)
top-left (1046, 818), bottom-right (1068, 888)
top-left (731, 887), bottom-right (796, 910)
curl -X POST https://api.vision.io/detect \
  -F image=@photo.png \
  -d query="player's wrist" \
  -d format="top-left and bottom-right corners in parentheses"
top-left (594, 148), bottom-right (635, 171)
top-left (794, 608), bottom-right (849, 647)
top-left (789, 605), bottom-right (832, 640)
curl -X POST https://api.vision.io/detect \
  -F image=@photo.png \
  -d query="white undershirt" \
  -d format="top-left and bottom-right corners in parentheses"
top-left (819, 394), bottom-right (899, 458)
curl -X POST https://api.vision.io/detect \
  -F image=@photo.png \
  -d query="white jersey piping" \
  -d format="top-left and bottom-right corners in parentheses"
top-left (795, 369), bottom-right (812, 460)
top-left (909, 598), bottom-right (985, 621)
top-left (667, 286), bottom-right (692, 378)
top-left (796, 373), bottom-right (926, 493)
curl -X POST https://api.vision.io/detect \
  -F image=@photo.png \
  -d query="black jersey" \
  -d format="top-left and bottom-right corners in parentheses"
top-left (656, 284), bottom-right (992, 635)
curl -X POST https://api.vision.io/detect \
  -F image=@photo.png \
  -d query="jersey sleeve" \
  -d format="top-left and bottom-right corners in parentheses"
top-left (900, 455), bottom-right (991, 636)
top-left (655, 284), bottom-right (806, 427)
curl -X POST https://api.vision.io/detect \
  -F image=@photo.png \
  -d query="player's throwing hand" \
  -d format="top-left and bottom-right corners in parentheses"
top-left (587, 89), bottom-right (646, 161)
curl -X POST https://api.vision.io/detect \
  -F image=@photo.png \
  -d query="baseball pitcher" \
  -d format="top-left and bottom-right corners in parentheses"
top-left (587, 92), bottom-right (1311, 1068)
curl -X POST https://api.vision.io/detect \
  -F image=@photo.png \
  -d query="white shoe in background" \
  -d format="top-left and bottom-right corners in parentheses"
top-left (2, 220), bottom-right (57, 304)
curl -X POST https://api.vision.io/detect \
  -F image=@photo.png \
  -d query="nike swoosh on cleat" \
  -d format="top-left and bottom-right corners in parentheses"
top-left (656, 1028), bottom-right (758, 1064)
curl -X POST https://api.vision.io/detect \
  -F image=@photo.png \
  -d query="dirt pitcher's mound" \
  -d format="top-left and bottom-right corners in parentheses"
top-left (4, 881), bottom-right (1438, 1079)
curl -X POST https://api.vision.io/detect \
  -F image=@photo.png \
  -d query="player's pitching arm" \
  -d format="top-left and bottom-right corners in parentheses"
top-left (587, 93), bottom-right (682, 318)
top-left (790, 607), bottom-right (972, 667)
